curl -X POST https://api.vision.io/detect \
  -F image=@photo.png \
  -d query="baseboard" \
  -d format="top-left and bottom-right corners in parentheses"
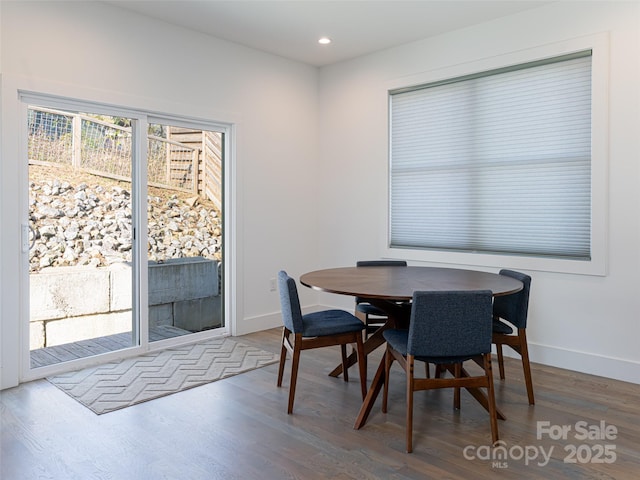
top-left (236, 311), bottom-right (282, 336)
top-left (523, 342), bottom-right (640, 385)
top-left (235, 305), bottom-right (336, 337)
top-left (239, 305), bottom-right (640, 386)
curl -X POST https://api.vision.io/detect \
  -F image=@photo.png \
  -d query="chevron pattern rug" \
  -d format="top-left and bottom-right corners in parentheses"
top-left (47, 337), bottom-right (279, 414)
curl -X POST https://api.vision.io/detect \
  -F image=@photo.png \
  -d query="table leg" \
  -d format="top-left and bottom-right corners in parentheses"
top-left (329, 300), bottom-right (409, 379)
top-left (328, 320), bottom-right (389, 378)
top-left (354, 354), bottom-right (386, 429)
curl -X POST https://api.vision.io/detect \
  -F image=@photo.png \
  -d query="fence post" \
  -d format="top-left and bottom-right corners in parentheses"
top-left (72, 114), bottom-right (82, 168)
top-left (200, 130), bottom-right (206, 198)
top-left (192, 148), bottom-right (199, 194)
top-left (165, 135), bottom-right (172, 186)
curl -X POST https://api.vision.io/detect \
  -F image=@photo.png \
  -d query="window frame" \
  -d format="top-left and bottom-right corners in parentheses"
top-left (383, 33), bottom-right (609, 276)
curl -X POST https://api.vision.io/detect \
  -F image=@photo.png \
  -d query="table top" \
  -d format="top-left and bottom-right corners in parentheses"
top-left (300, 266), bottom-right (522, 301)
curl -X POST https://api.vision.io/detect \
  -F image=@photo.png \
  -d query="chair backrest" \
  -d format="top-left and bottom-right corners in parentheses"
top-left (278, 270), bottom-right (304, 334)
top-left (407, 290), bottom-right (493, 358)
top-left (492, 269), bottom-right (531, 329)
top-left (356, 260), bottom-right (407, 267)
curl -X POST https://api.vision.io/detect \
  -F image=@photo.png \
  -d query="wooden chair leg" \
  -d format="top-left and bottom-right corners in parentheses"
top-left (518, 329), bottom-right (535, 405)
top-left (365, 314), bottom-right (370, 339)
top-left (355, 334), bottom-right (367, 399)
top-left (453, 363), bottom-right (461, 410)
top-left (287, 336), bottom-right (302, 414)
top-left (340, 344), bottom-right (349, 382)
top-left (277, 328), bottom-right (288, 387)
top-left (351, 342), bottom-right (367, 377)
top-left (361, 348), bottom-right (367, 381)
top-left (382, 346), bottom-right (392, 413)
top-left (356, 311), bottom-right (370, 339)
top-left (483, 353), bottom-right (499, 444)
top-left (496, 343), bottom-right (506, 380)
top-left (406, 355), bottom-right (415, 453)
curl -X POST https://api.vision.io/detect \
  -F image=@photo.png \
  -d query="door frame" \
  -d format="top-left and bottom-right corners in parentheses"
top-left (15, 90), bottom-right (236, 383)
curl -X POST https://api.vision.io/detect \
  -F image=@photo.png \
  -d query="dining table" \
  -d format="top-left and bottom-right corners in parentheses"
top-left (299, 265), bottom-right (523, 429)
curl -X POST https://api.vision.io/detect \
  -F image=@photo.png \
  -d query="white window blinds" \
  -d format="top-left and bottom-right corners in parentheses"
top-left (389, 51), bottom-right (592, 259)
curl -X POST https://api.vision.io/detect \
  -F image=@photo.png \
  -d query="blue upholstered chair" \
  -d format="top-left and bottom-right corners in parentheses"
top-left (277, 270), bottom-right (367, 414)
top-left (355, 260), bottom-right (408, 337)
top-left (382, 290), bottom-right (498, 453)
top-left (492, 269), bottom-right (534, 405)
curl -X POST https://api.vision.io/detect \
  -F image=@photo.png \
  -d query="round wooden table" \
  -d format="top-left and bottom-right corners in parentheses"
top-left (301, 266), bottom-right (523, 301)
top-left (300, 265), bottom-right (523, 428)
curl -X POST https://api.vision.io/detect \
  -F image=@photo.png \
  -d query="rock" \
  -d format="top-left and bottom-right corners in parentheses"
top-left (28, 173), bottom-right (221, 271)
top-left (62, 247), bottom-right (77, 263)
top-left (65, 207), bottom-right (79, 218)
top-left (39, 255), bottom-right (54, 268)
top-left (39, 225), bottom-right (57, 238)
top-left (64, 224), bottom-right (79, 241)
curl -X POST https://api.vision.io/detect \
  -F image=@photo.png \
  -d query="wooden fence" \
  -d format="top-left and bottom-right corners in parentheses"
top-left (166, 126), bottom-right (222, 210)
top-left (28, 106), bottom-right (222, 209)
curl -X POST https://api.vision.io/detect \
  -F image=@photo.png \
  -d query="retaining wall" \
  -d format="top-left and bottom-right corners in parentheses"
top-left (30, 257), bottom-right (221, 348)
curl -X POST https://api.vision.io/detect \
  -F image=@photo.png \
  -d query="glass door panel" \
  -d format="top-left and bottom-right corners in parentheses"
top-left (28, 106), bottom-right (136, 368)
top-left (146, 123), bottom-right (224, 343)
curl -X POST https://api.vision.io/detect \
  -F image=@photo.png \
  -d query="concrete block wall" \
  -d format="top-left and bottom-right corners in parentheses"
top-left (30, 267), bottom-right (111, 321)
top-left (148, 257), bottom-right (221, 332)
top-left (29, 257), bottom-right (221, 348)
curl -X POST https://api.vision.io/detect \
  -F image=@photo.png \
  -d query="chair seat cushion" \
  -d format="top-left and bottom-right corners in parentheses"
top-left (301, 310), bottom-right (365, 337)
top-left (356, 303), bottom-right (387, 316)
top-left (383, 329), bottom-right (477, 365)
top-left (357, 301), bottom-right (412, 317)
top-left (383, 329), bottom-right (409, 354)
top-left (493, 318), bottom-right (514, 334)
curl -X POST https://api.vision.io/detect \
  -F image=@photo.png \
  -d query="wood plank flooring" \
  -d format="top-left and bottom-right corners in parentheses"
top-left (2, 327), bottom-right (639, 479)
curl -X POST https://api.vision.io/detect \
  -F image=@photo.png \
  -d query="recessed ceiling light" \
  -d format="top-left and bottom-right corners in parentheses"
top-left (318, 37), bottom-right (331, 45)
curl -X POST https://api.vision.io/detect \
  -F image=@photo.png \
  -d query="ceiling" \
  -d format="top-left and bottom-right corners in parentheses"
top-left (107, 1), bottom-right (551, 67)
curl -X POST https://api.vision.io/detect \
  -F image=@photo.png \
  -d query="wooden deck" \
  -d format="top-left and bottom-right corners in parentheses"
top-left (30, 325), bottom-right (191, 368)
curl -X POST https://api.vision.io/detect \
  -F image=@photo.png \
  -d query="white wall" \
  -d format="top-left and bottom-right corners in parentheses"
top-left (0, 1), bottom-right (320, 388)
top-left (2, 1), bottom-right (639, 389)
top-left (317, 1), bottom-right (640, 383)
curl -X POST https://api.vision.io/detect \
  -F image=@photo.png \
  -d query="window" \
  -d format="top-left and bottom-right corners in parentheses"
top-left (390, 51), bottom-right (593, 263)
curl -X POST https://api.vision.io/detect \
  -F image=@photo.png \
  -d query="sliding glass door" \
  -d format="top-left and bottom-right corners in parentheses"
top-left (24, 97), bottom-right (227, 376)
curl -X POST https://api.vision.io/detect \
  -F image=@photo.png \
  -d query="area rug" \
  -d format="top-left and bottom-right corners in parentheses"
top-left (47, 337), bottom-right (279, 414)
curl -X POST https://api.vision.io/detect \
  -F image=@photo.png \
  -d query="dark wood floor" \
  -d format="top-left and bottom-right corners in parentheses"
top-left (2, 327), bottom-right (639, 479)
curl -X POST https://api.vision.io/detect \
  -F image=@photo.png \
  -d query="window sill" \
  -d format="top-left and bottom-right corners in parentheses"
top-left (384, 246), bottom-right (606, 277)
